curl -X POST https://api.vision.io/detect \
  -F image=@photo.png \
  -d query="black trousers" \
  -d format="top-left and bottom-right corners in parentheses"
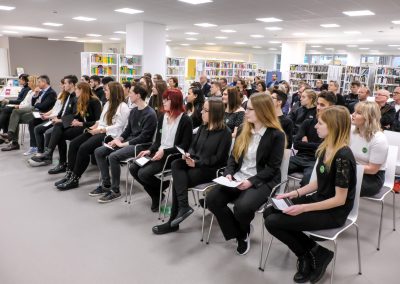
top-left (0, 106), bottom-right (13, 133)
top-left (34, 121), bottom-right (53, 153)
top-left (28, 118), bottom-right (44, 147)
top-left (207, 184), bottom-right (271, 241)
top-left (169, 159), bottom-right (216, 221)
top-left (129, 156), bottom-right (175, 201)
top-left (48, 123), bottom-right (84, 164)
top-left (288, 155), bottom-right (316, 186)
top-left (68, 132), bottom-right (105, 176)
top-left (264, 196), bottom-right (343, 257)
top-left (361, 170), bottom-right (385, 197)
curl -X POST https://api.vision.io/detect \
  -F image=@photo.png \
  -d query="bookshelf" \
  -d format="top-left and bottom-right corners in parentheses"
top-left (201, 59), bottom-right (258, 83)
top-left (166, 57), bottom-right (185, 90)
top-left (119, 54), bottom-right (142, 83)
top-left (0, 76), bottom-right (20, 99)
top-left (340, 66), bottom-right (374, 95)
top-left (289, 64), bottom-right (329, 92)
top-left (256, 69), bottom-right (267, 82)
top-left (373, 66), bottom-right (400, 94)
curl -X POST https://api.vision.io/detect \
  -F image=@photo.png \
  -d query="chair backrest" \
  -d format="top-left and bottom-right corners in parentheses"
top-left (383, 145), bottom-right (398, 189)
top-left (383, 130), bottom-right (400, 174)
top-left (278, 149), bottom-right (292, 193)
top-left (348, 165), bottom-right (365, 222)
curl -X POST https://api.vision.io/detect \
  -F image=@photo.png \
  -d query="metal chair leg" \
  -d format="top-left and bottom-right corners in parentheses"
top-left (158, 175), bottom-right (164, 220)
top-left (128, 176), bottom-right (134, 204)
top-left (201, 193), bottom-right (207, 242)
top-left (258, 216), bottom-right (266, 270)
top-left (125, 165), bottom-right (129, 202)
top-left (393, 191), bottom-right (396, 231)
top-left (377, 200), bottom-right (384, 250)
top-left (206, 214), bottom-right (213, 244)
top-left (354, 223), bottom-right (362, 275)
top-left (330, 240), bottom-right (337, 284)
top-left (191, 190), bottom-right (198, 206)
top-left (162, 180), bottom-right (172, 221)
top-left (261, 236), bottom-right (274, 271)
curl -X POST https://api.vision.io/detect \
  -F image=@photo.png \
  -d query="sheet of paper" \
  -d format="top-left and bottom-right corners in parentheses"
top-left (135, 156), bottom-right (150, 167)
top-left (32, 112), bottom-right (41, 119)
top-left (213, 176), bottom-right (242, 188)
top-left (271, 198), bottom-right (291, 211)
top-left (6, 104), bottom-right (16, 107)
top-left (103, 142), bottom-right (115, 151)
top-left (176, 146), bottom-right (186, 155)
top-left (43, 121), bottom-right (52, 127)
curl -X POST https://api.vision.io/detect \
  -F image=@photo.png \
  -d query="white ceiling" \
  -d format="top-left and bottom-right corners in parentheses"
top-left (1, 0), bottom-right (400, 54)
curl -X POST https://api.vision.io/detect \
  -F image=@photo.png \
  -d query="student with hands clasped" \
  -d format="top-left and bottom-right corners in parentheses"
top-left (264, 106), bottom-right (357, 284)
top-left (207, 93), bottom-right (285, 256)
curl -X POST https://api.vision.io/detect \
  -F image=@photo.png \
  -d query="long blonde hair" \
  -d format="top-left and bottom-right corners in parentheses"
top-left (232, 93), bottom-right (284, 162)
top-left (353, 101), bottom-right (382, 142)
top-left (28, 75), bottom-right (38, 89)
top-left (316, 106), bottom-right (351, 170)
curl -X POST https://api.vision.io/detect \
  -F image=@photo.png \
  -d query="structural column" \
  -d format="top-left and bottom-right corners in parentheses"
top-left (126, 22), bottom-right (166, 77)
top-left (346, 51), bottom-right (362, 66)
top-left (280, 42), bottom-right (306, 81)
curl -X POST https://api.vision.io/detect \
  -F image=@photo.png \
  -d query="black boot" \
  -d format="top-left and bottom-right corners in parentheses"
top-left (293, 253), bottom-right (312, 283)
top-left (48, 163), bottom-right (67, 174)
top-left (57, 173), bottom-right (80, 191)
top-left (54, 168), bottom-right (72, 186)
top-left (309, 245), bottom-right (334, 283)
top-left (170, 206), bottom-right (194, 227)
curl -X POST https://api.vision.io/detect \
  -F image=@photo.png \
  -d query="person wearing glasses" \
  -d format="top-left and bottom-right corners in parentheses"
top-left (152, 99), bottom-right (232, 234)
top-left (129, 89), bottom-right (193, 212)
top-left (374, 89), bottom-right (395, 130)
top-left (207, 93), bottom-right (285, 255)
top-left (390, 86), bottom-right (400, 132)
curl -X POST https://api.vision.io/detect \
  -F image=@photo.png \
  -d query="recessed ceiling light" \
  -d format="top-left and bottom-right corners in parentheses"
top-left (166, 39), bottom-right (172, 42)
top-left (265, 27), bottom-right (282, 31)
top-left (359, 47), bottom-right (370, 50)
top-left (357, 39), bottom-right (373, 42)
top-left (221, 29), bottom-right (236, 33)
top-left (215, 36), bottom-right (227, 39)
top-left (10, 26), bottom-right (46, 32)
top-left (87, 34), bottom-right (102, 37)
top-left (347, 45), bottom-right (358, 47)
top-left (252, 45), bottom-right (262, 49)
top-left (320, 24), bottom-right (340, 28)
top-left (73, 16), bottom-right (96, 21)
top-left (250, 34), bottom-right (264, 38)
top-left (311, 45), bottom-right (321, 48)
top-left (369, 50), bottom-right (379, 53)
top-left (388, 44), bottom-right (400, 47)
top-left (185, 37), bottom-right (198, 41)
top-left (205, 42), bottom-right (216, 45)
top-left (256, 17), bottom-right (282, 23)
top-left (344, 31), bottom-right (361, 34)
top-left (114, 8), bottom-right (144, 14)
top-left (114, 31), bottom-right (126, 34)
top-left (0, 5), bottom-right (15, 11)
top-left (185, 32), bottom-right (199, 35)
top-left (42, 22), bottom-right (63, 27)
top-left (2, 30), bottom-right (18, 34)
top-left (178, 0), bottom-right (213, 4)
top-left (293, 32), bottom-right (306, 36)
top-left (234, 42), bottom-right (246, 45)
top-left (194, 23), bottom-right (217, 27)
top-left (269, 40), bottom-right (281, 44)
top-left (109, 38), bottom-right (120, 41)
top-left (392, 20), bottom-right (400, 24)
top-left (325, 47), bottom-right (334, 50)
top-left (180, 43), bottom-right (190, 46)
top-left (64, 36), bottom-right (78, 39)
top-left (48, 38), bottom-right (59, 41)
top-left (269, 48), bottom-right (278, 50)
top-left (343, 10), bottom-right (375, 16)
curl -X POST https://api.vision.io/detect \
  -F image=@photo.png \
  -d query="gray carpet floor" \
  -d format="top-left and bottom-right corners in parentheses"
top-left (0, 145), bottom-right (399, 284)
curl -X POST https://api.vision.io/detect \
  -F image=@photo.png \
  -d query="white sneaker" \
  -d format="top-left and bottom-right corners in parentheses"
top-left (23, 147), bottom-right (38, 156)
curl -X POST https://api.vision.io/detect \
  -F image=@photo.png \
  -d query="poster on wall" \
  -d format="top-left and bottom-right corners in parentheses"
top-left (16, 67), bottom-right (24, 76)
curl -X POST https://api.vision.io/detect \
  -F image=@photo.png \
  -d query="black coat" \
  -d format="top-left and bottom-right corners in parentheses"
top-left (32, 87), bottom-right (57, 112)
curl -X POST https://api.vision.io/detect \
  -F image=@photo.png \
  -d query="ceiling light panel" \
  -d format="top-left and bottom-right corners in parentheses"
top-left (250, 34), bottom-right (264, 38)
top-left (114, 8), bottom-right (144, 14)
top-left (205, 42), bottom-right (216, 45)
top-left (392, 20), bottom-right (400, 24)
top-left (185, 37), bottom-right (198, 41)
top-left (87, 34), bottom-right (102, 37)
top-left (194, 23), bottom-right (217, 27)
top-left (220, 29), bottom-right (236, 33)
top-left (185, 32), bottom-right (199, 35)
top-left (234, 42), bottom-right (246, 45)
top-left (42, 22), bottom-right (63, 27)
top-left (343, 10), bottom-right (375, 16)
top-left (2, 30), bottom-right (18, 34)
top-left (265, 27), bottom-right (282, 31)
top-left (256, 17), bottom-right (282, 22)
top-left (215, 36), bottom-right (227, 39)
top-left (114, 31), bottom-right (126, 34)
top-left (320, 24), bottom-right (340, 28)
top-left (178, 0), bottom-right (213, 4)
top-left (73, 16), bottom-right (96, 21)
top-left (0, 5), bottom-right (15, 11)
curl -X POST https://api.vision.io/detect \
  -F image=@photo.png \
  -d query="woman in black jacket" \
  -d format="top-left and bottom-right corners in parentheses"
top-left (129, 89), bottom-right (193, 212)
top-left (288, 88), bottom-right (317, 135)
top-left (152, 99), bottom-right (232, 234)
top-left (32, 82), bottom-right (102, 173)
top-left (207, 93), bottom-right (285, 255)
top-left (185, 86), bottom-right (204, 129)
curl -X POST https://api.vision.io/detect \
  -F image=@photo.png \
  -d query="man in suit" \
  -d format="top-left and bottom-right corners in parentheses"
top-left (375, 89), bottom-right (395, 130)
top-left (1, 75), bottom-right (57, 151)
top-left (199, 74), bottom-right (210, 97)
top-left (390, 87), bottom-right (400, 132)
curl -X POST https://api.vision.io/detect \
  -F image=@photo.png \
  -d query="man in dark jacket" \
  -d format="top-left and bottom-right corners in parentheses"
top-left (390, 87), bottom-right (400, 132)
top-left (375, 89), bottom-right (395, 130)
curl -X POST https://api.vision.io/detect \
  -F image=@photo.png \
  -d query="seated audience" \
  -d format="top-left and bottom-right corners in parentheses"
top-left (267, 73), bottom-right (279, 88)
top-left (265, 106), bottom-right (356, 284)
top-left (256, 81), bottom-right (267, 94)
top-left (314, 79), bottom-right (323, 92)
top-left (90, 75), bottom-right (105, 104)
top-left (271, 89), bottom-right (293, 149)
top-left (149, 80), bottom-right (167, 117)
top-left (236, 78), bottom-right (248, 107)
top-left (81, 75), bottom-right (90, 83)
top-left (288, 88), bottom-right (317, 135)
top-left (209, 81), bottom-right (222, 97)
top-left (344, 81), bottom-right (361, 108)
top-left (152, 74), bottom-right (163, 85)
top-left (207, 93), bottom-right (285, 255)
top-left (374, 89), bottom-right (395, 130)
top-left (186, 87), bottom-right (204, 129)
top-left (390, 86), bottom-right (400, 132)
top-left (168, 77), bottom-right (179, 89)
top-left (328, 80), bottom-right (345, 106)
top-left (152, 99), bottom-right (232, 234)
top-left (200, 74), bottom-right (211, 96)
top-left (222, 87), bottom-right (245, 138)
top-left (218, 77), bottom-right (228, 93)
top-left (140, 76), bottom-right (153, 101)
top-left (350, 101), bottom-right (389, 197)
top-left (348, 86), bottom-right (370, 114)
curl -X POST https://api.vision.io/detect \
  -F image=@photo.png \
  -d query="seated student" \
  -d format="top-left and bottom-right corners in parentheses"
top-left (168, 77), bottom-right (179, 89)
top-left (328, 80), bottom-right (346, 106)
top-left (0, 74), bottom-right (31, 134)
top-left (122, 81), bottom-right (136, 109)
top-left (288, 88), bottom-right (317, 135)
top-left (271, 89), bottom-right (293, 149)
top-left (265, 106), bottom-right (357, 284)
top-left (256, 81), bottom-right (267, 94)
top-left (209, 81), bottom-right (222, 97)
top-left (219, 77), bottom-right (228, 93)
top-left (55, 82), bottom-right (129, 190)
top-left (81, 75), bottom-right (90, 83)
top-left (313, 79), bottom-right (323, 92)
top-left (149, 80), bottom-right (167, 117)
top-left (31, 81), bottom-right (101, 171)
top-left (140, 76), bottom-right (153, 102)
top-left (129, 89), bottom-right (193, 212)
top-left (92, 84), bottom-right (157, 203)
top-left (344, 80), bottom-right (361, 108)
top-left (390, 86), bottom-right (400, 132)
top-left (152, 99), bottom-right (232, 234)
top-left (152, 74), bottom-right (163, 85)
top-left (90, 75), bottom-right (105, 103)
top-left (350, 101), bottom-right (389, 197)
top-left (289, 91), bottom-right (336, 186)
top-left (186, 87), bottom-right (204, 129)
top-left (237, 79), bottom-right (248, 108)
top-left (290, 82), bottom-right (309, 109)
top-left (374, 89), bottom-right (395, 130)
top-left (207, 94), bottom-right (285, 255)
top-left (222, 87), bottom-right (245, 138)
top-left (348, 86), bottom-right (370, 114)
top-left (1, 75), bottom-right (57, 152)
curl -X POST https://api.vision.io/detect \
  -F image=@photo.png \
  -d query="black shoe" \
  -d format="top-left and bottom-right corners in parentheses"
top-left (89, 186), bottom-right (108, 197)
top-left (0, 133), bottom-right (9, 140)
top-left (48, 163), bottom-right (67, 174)
top-left (28, 158), bottom-right (52, 167)
top-left (98, 190), bottom-right (122, 203)
top-left (309, 245), bottom-right (334, 283)
top-left (236, 234), bottom-right (250, 255)
top-left (31, 150), bottom-right (52, 162)
top-left (293, 254), bottom-right (312, 283)
top-left (1, 142), bottom-right (20, 151)
top-left (54, 171), bottom-right (72, 186)
top-left (170, 206), bottom-right (194, 227)
top-left (152, 223), bottom-right (179, 235)
top-left (57, 174), bottom-right (79, 191)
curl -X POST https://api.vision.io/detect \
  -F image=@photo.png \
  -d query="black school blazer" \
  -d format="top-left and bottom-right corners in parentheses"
top-left (224, 127), bottom-right (285, 191)
top-left (149, 113), bottom-right (193, 156)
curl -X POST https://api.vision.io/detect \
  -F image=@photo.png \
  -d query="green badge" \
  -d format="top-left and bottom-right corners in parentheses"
top-left (362, 147), bottom-right (368, 153)
top-left (320, 165), bottom-right (325, 174)
top-left (226, 119), bottom-right (229, 123)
